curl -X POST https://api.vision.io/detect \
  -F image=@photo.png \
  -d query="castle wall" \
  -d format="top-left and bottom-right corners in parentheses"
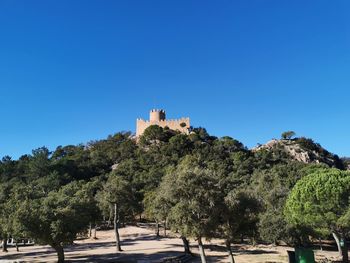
top-left (136, 117), bottom-right (190, 137)
top-left (150, 110), bottom-right (166, 122)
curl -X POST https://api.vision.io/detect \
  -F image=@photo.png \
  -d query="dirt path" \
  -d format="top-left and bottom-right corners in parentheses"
top-left (0, 226), bottom-right (344, 262)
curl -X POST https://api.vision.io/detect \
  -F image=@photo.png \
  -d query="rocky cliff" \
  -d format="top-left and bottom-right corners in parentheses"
top-left (253, 137), bottom-right (345, 169)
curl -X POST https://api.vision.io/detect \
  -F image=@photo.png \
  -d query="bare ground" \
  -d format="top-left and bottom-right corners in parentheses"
top-left (0, 226), bottom-right (346, 263)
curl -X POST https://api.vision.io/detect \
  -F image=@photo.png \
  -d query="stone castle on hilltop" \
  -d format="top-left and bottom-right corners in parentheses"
top-left (136, 109), bottom-right (190, 137)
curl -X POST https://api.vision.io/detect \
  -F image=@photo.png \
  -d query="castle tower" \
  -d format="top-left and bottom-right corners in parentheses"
top-left (150, 109), bottom-right (166, 122)
top-left (136, 109), bottom-right (190, 137)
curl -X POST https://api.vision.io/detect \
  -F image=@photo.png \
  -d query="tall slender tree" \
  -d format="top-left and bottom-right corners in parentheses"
top-left (97, 173), bottom-right (134, 251)
top-left (159, 158), bottom-right (222, 263)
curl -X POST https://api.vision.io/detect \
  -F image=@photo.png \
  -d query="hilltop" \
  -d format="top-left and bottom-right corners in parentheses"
top-left (253, 137), bottom-right (345, 169)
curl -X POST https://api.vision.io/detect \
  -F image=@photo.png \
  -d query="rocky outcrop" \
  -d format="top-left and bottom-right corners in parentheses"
top-left (253, 138), bottom-right (345, 169)
top-left (341, 157), bottom-right (350, 170)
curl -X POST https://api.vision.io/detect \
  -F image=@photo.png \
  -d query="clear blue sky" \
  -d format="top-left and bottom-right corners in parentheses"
top-left (0, 0), bottom-right (349, 159)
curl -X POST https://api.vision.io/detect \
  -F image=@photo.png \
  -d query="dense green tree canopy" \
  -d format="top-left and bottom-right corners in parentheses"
top-left (13, 182), bottom-right (97, 262)
top-left (285, 168), bottom-right (350, 235)
top-left (0, 125), bottom-right (348, 262)
top-left (285, 168), bottom-right (350, 262)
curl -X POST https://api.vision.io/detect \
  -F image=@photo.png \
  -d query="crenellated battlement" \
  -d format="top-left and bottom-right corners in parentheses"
top-left (137, 117), bottom-right (189, 123)
top-left (150, 109), bottom-right (166, 113)
top-left (136, 110), bottom-right (190, 137)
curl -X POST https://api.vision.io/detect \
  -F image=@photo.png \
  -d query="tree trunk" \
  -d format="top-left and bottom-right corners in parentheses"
top-left (181, 236), bottom-right (191, 254)
top-left (164, 219), bottom-right (167, 237)
top-left (333, 232), bottom-right (343, 258)
top-left (89, 222), bottom-right (92, 238)
top-left (15, 239), bottom-right (19, 252)
top-left (53, 244), bottom-right (65, 263)
top-left (341, 234), bottom-right (349, 263)
top-left (226, 240), bottom-right (235, 263)
top-left (251, 237), bottom-right (256, 246)
top-left (114, 203), bottom-right (122, 251)
top-left (198, 237), bottom-right (207, 263)
top-left (273, 239), bottom-right (277, 246)
top-left (2, 237), bottom-right (8, 252)
top-left (333, 232), bottom-right (349, 262)
top-left (156, 221), bottom-right (160, 237)
top-left (93, 224), bottom-right (97, 239)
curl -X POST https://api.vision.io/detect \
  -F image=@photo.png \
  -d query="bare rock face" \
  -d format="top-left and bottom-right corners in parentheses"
top-left (341, 157), bottom-right (350, 170)
top-left (253, 138), bottom-right (344, 169)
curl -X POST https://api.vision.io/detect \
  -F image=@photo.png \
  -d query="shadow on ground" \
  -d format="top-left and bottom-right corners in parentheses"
top-left (205, 243), bottom-right (279, 256)
top-left (0, 231), bottom-right (292, 263)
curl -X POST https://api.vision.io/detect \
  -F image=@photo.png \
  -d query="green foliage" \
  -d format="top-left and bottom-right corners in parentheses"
top-left (296, 137), bottom-right (320, 152)
top-left (281, 131), bottom-right (296, 140)
top-left (14, 181), bottom-right (96, 246)
top-left (162, 159), bottom-right (222, 239)
top-left (139, 125), bottom-right (175, 145)
top-left (89, 132), bottom-right (136, 173)
top-left (97, 172), bottom-right (137, 222)
top-left (28, 147), bottom-right (51, 178)
top-left (252, 162), bottom-right (311, 243)
top-left (295, 138), bottom-right (344, 169)
top-left (143, 190), bottom-right (170, 224)
top-left (222, 189), bottom-right (261, 243)
top-left (0, 122), bottom-right (347, 261)
top-left (285, 168), bottom-right (350, 237)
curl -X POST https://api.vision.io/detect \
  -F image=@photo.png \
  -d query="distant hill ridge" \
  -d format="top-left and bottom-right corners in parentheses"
top-left (253, 137), bottom-right (346, 169)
